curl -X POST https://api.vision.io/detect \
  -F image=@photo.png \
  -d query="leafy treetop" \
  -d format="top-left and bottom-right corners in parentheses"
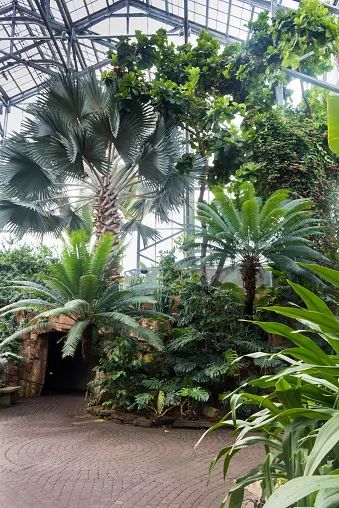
top-left (104, 0), bottom-right (339, 159)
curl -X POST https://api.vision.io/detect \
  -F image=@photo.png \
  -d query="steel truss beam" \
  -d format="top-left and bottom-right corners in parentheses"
top-left (1, 0), bottom-right (339, 106)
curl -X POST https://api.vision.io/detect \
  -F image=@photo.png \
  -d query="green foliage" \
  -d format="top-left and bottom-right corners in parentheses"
top-left (93, 332), bottom-right (214, 417)
top-left (104, 2), bottom-right (339, 281)
top-left (94, 247), bottom-right (289, 416)
top-left (247, 110), bottom-right (336, 203)
top-left (0, 230), bottom-right (162, 363)
top-left (297, 87), bottom-right (329, 130)
top-left (107, 28), bottom-right (247, 161)
top-left (130, 382), bottom-right (210, 418)
top-left (202, 264), bottom-right (339, 507)
top-left (158, 251), bottom-right (276, 402)
top-left (185, 183), bottom-right (326, 316)
top-left (0, 73), bottom-right (197, 240)
top-left (0, 240), bottom-right (56, 344)
top-left (245, 109), bottom-right (338, 258)
top-left (106, 0), bottom-right (339, 155)
top-left (246, 0), bottom-right (339, 77)
top-left (94, 251), bottom-right (252, 414)
top-left (90, 336), bottom-right (162, 409)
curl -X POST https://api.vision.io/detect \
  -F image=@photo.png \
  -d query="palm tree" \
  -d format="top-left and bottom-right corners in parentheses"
top-left (185, 183), bottom-right (327, 317)
top-left (0, 231), bottom-right (162, 363)
top-left (0, 73), bottom-right (199, 248)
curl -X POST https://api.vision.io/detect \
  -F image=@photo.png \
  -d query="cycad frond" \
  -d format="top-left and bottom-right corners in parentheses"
top-left (189, 185), bottom-right (325, 280)
top-left (63, 320), bottom-right (90, 358)
top-left (88, 233), bottom-right (114, 277)
top-left (0, 232), bottom-right (162, 359)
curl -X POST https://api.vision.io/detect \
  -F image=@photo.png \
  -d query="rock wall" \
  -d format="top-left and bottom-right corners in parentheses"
top-left (19, 333), bottom-right (49, 397)
top-left (3, 362), bottom-right (19, 386)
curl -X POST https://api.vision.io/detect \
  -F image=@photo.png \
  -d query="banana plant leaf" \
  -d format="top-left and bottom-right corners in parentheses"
top-left (328, 93), bottom-right (339, 155)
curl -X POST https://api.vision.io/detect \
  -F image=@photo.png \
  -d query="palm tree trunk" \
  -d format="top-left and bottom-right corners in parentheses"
top-left (211, 256), bottom-right (226, 286)
top-left (93, 174), bottom-right (121, 282)
top-left (93, 174), bottom-right (121, 240)
top-left (240, 258), bottom-right (258, 318)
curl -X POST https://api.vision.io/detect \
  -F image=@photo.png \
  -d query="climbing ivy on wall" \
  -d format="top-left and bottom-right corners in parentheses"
top-left (244, 110), bottom-right (338, 258)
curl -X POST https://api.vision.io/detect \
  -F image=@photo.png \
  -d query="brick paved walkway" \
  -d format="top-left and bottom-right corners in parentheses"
top-left (0, 395), bottom-right (262, 508)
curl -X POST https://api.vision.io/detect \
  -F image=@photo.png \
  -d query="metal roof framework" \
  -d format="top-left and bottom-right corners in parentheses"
top-left (1, 0), bottom-right (339, 130)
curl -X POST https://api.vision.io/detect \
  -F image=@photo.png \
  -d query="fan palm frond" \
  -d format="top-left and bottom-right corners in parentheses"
top-left (0, 73), bottom-right (191, 245)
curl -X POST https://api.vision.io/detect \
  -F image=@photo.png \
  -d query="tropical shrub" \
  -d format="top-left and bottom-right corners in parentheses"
top-left (92, 255), bottom-right (250, 415)
top-left (200, 264), bottom-right (339, 507)
top-left (0, 336), bottom-right (22, 388)
top-left (185, 183), bottom-right (326, 317)
top-left (91, 327), bottom-right (214, 417)
top-left (89, 336), bottom-right (163, 409)
top-left (0, 241), bottom-right (55, 341)
top-left (0, 231), bottom-right (162, 364)
top-left (246, 109), bottom-right (338, 259)
top-left (155, 252), bottom-right (282, 413)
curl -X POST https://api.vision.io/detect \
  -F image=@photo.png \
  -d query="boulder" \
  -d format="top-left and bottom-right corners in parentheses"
top-left (109, 418), bottom-right (123, 424)
top-left (155, 416), bottom-right (177, 426)
top-left (120, 413), bottom-right (137, 424)
top-left (203, 406), bottom-right (220, 419)
top-left (98, 409), bottom-right (115, 417)
top-left (133, 416), bottom-right (153, 428)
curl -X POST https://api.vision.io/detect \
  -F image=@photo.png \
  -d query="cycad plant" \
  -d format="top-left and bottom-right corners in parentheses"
top-left (186, 183), bottom-right (326, 316)
top-left (0, 73), bottom-right (199, 247)
top-left (0, 231), bottom-right (162, 363)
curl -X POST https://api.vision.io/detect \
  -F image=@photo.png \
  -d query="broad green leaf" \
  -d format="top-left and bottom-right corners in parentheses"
top-left (300, 263), bottom-right (339, 288)
top-left (241, 197), bottom-right (259, 236)
top-left (263, 306), bottom-right (339, 339)
top-left (283, 418), bottom-right (317, 481)
top-left (264, 476), bottom-right (339, 508)
top-left (79, 274), bottom-right (98, 302)
top-left (328, 93), bottom-right (339, 156)
top-left (288, 281), bottom-right (333, 317)
top-left (304, 414), bottom-right (339, 476)
top-left (275, 379), bottom-right (302, 409)
top-left (258, 188), bottom-right (290, 224)
top-left (252, 321), bottom-right (329, 364)
top-left (315, 487), bottom-right (339, 508)
top-left (263, 452), bottom-right (275, 497)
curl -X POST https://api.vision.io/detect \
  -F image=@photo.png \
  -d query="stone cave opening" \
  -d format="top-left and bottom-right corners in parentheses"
top-left (42, 333), bottom-right (90, 394)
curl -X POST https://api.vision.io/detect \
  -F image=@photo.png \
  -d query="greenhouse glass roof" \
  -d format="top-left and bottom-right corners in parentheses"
top-left (0, 0), bottom-right (339, 109)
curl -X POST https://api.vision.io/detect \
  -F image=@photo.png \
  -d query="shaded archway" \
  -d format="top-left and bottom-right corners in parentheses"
top-left (42, 333), bottom-right (90, 394)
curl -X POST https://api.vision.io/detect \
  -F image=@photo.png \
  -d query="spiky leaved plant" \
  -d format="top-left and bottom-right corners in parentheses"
top-left (0, 231), bottom-right (162, 364)
top-left (185, 183), bottom-right (326, 317)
